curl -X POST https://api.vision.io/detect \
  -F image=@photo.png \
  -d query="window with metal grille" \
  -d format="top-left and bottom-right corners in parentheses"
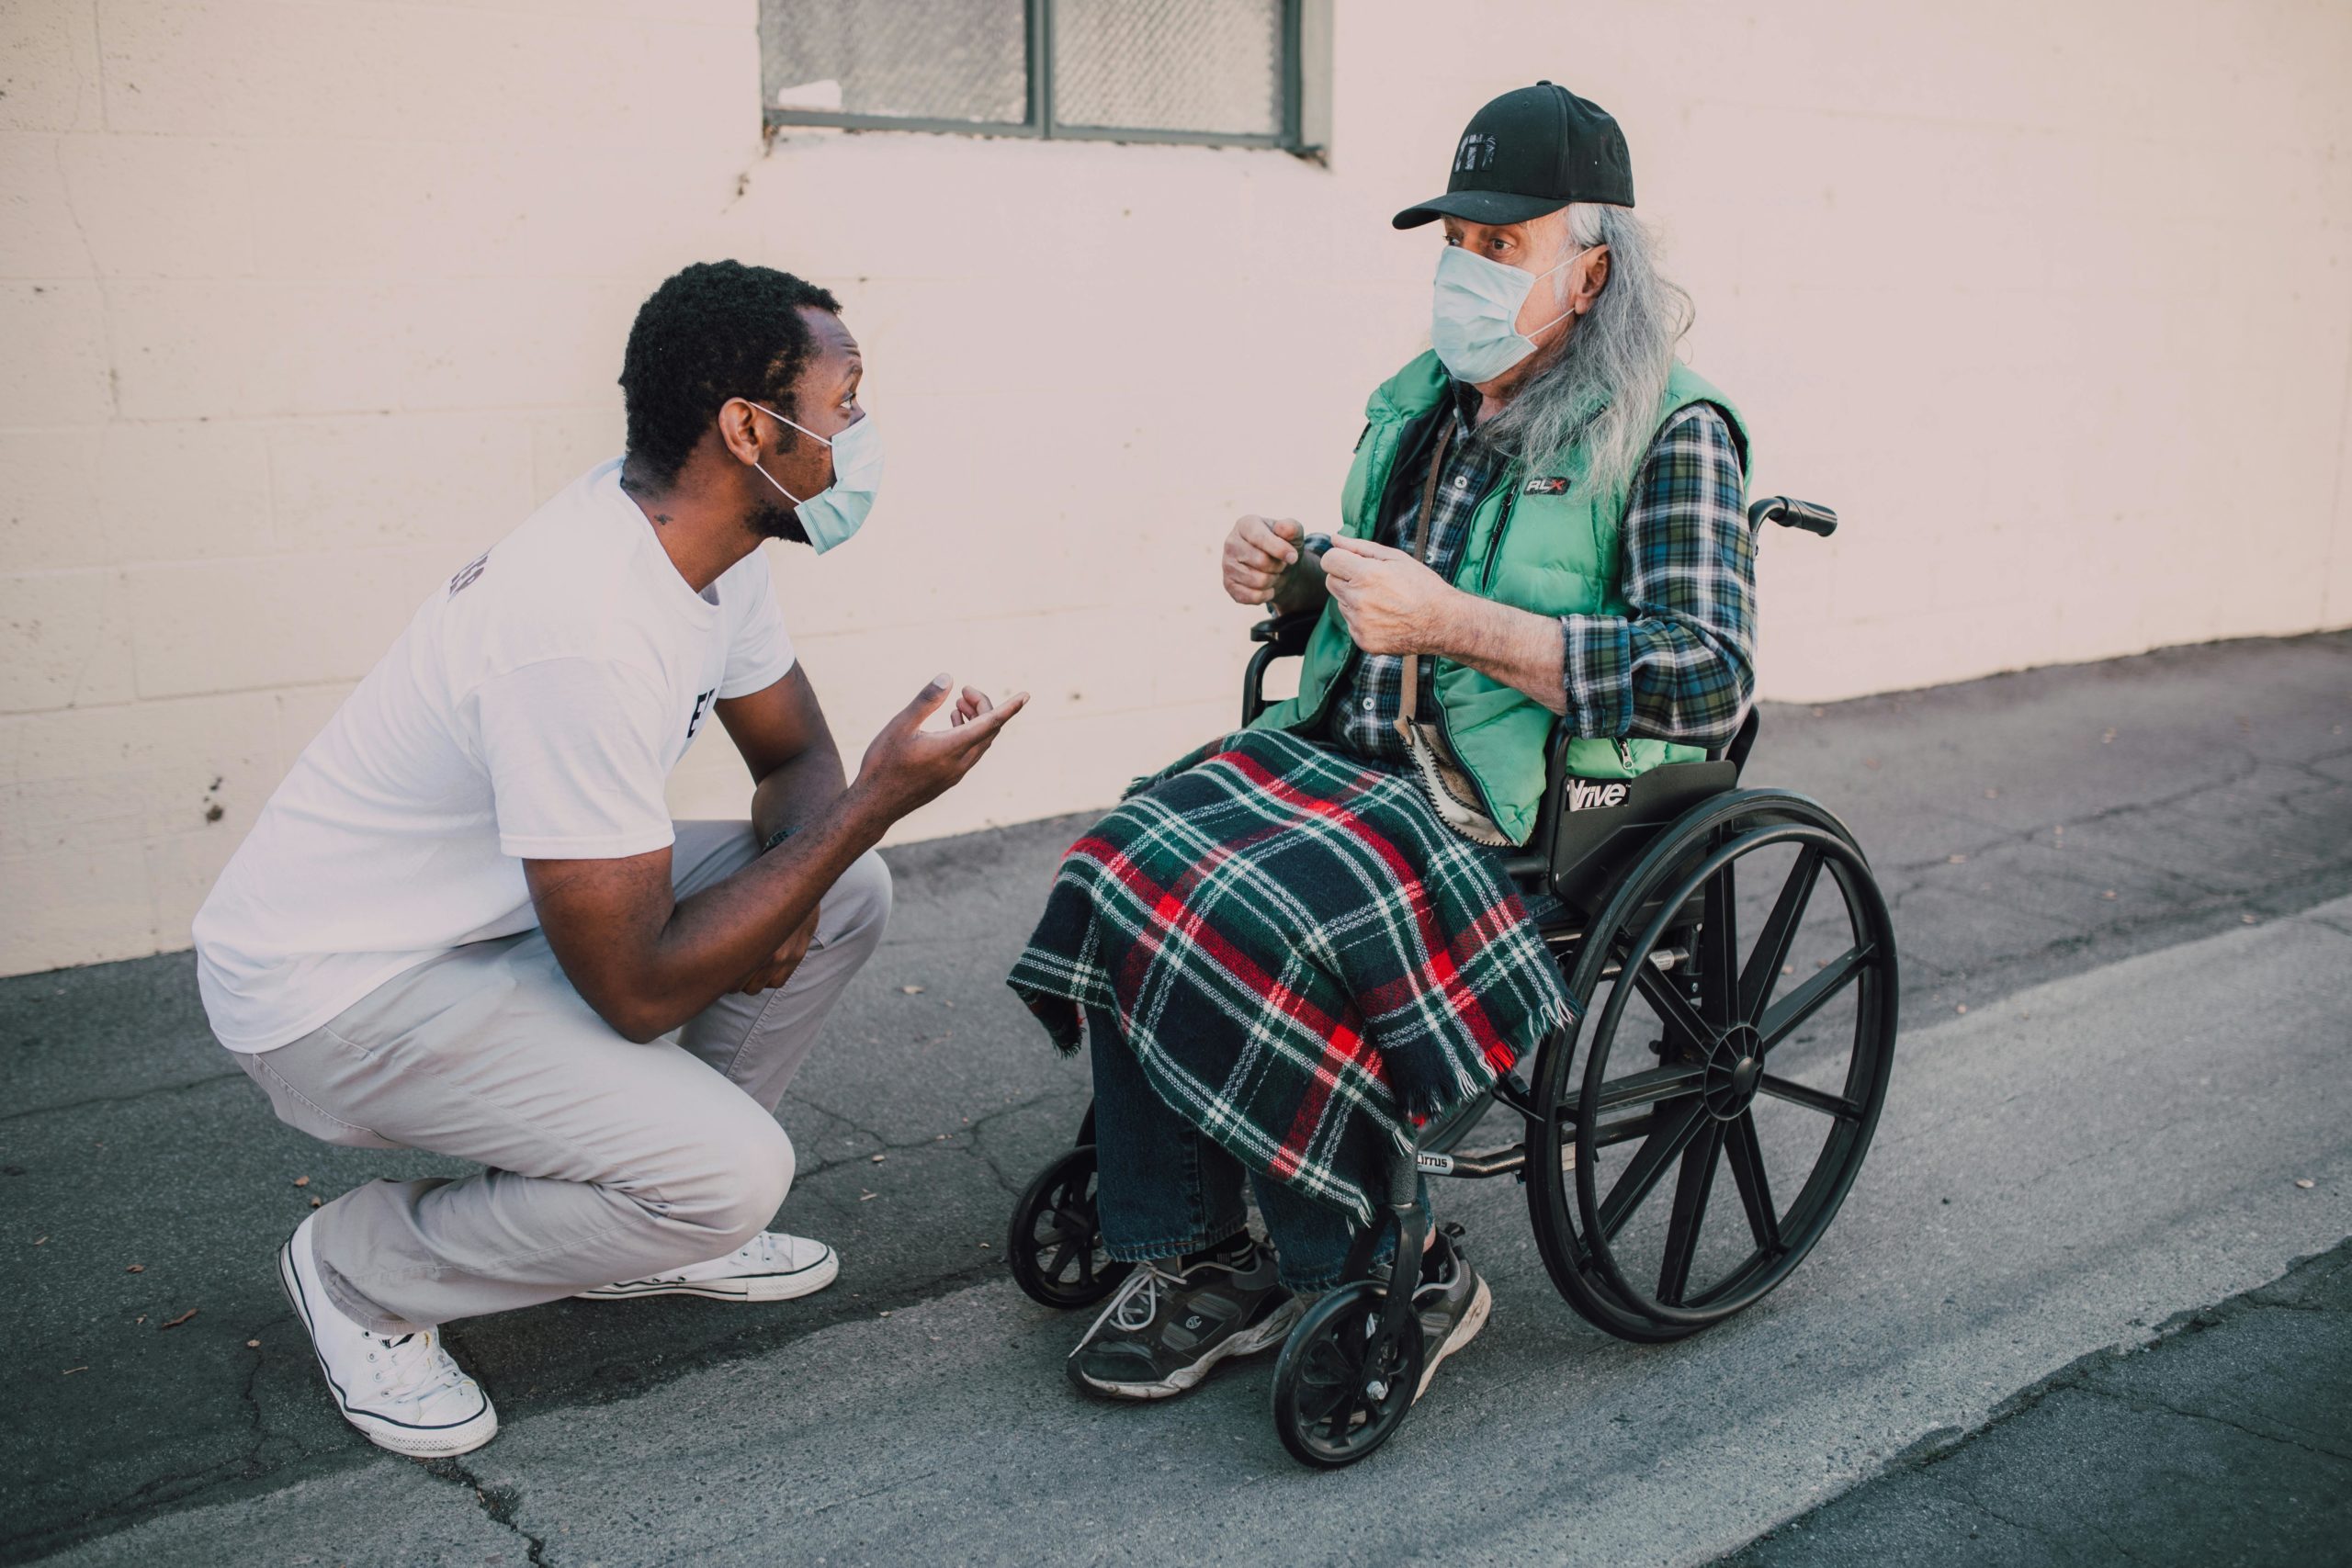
top-left (761, 0), bottom-right (1326, 152)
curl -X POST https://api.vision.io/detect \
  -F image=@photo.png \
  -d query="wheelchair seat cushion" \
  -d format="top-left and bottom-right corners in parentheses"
top-left (1007, 728), bottom-right (1576, 1227)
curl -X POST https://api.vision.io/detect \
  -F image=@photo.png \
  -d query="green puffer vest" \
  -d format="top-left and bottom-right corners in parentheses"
top-left (1250, 351), bottom-right (1750, 846)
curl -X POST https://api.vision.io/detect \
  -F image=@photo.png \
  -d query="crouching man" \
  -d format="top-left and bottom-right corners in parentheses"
top-left (192, 261), bottom-right (1027, 1458)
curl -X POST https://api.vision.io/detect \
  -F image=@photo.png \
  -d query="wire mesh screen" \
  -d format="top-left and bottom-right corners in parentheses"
top-left (761, 0), bottom-right (1029, 125)
top-left (1050, 0), bottom-right (1283, 136)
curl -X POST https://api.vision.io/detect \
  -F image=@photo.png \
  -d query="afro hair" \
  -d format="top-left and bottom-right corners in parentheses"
top-left (618, 260), bottom-right (843, 486)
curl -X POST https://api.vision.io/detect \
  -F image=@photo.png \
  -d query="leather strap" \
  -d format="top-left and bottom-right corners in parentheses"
top-left (1395, 415), bottom-right (1458, 734)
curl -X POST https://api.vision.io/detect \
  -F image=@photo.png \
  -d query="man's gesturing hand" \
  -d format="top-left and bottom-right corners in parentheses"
top-left (1321, 537), bottom-right (1462, 656)
top-left (1222, 514), bottom-right (1306, 605)
top-left (855, 674), bottom-right (1029, 820)
top-left (946, 683), bottom-right (996, 728)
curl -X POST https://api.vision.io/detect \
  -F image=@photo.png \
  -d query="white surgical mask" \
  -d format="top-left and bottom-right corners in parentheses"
top-left (745, 402), bottom-right (882, 553)
top-left (1428, 242), bottom-right (1589, 384)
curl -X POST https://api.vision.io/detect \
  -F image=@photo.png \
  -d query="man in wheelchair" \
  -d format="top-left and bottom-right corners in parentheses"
top-left (1009, 84), bottom-right (1755, 1409)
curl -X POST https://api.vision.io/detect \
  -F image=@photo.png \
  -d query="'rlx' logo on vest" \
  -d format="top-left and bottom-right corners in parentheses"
top-left (1564, 778), bottom-right (1630, 812)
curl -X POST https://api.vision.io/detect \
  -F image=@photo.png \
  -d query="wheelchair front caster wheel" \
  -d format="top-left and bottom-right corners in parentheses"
top-left (1272, 1280), bottom-right (1427, 1469)
top-left (1007, 1145), bottom-right (1132, 1309)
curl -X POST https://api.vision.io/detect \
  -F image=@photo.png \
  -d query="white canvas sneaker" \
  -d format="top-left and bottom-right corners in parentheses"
top-left (575, 1231), bottom-right (839, 1303)
top-left (277, 1213), bottom-right (497, 1459)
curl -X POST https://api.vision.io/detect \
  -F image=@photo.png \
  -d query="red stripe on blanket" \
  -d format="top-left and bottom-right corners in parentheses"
top-left (1356, 898), bottom-right (1529, 1075)
top-left (1217, 750), bottom-right (1519, 1072)
top-left (1065, 835), bottom-right (1388, 1123)
top-left (1071, 831), bottom-right (1397, 1185)
top-left (1272, 1015), bottom-right (1374, 1179)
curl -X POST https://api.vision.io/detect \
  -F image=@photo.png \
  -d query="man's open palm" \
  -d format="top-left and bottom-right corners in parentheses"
top-left (856, 675), bottom-right (1029, 819)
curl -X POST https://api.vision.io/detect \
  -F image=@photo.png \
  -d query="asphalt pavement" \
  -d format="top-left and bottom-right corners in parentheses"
top-left (5, 629), bottom-right (2348, 1565)
top-left (1721, 1237), bottom-right (2352, 1567)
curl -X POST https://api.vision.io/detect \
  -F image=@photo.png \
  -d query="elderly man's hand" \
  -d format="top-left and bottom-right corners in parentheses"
top-left (1321, 537), bottom-right (1463, 657)
top-left (1222, 514), bottom-right (1306, 606)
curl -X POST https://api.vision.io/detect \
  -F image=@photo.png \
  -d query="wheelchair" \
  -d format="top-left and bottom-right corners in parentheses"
top-left (1007, 497), bottom-right (1898, 1468)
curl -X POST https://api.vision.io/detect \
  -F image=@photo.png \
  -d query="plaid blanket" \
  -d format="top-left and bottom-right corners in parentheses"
top-left (1007, 728), bottom-right (1573, 1226)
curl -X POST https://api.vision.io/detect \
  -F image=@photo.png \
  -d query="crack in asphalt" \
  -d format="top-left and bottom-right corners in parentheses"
top-left (8, 1305), bottom-right (314, 1562)
top-left (1871, 745), bottom-right (2268, 877)
top-left (0, 1070), bottom-right (246, 1126)
top-left (1930, 1480), bottom-right (2132, 1560)
top-left (792, 1134), bottom-right (1023, 1201)
top-left (1876, 861), bottom-right (2352, 1022)
top-left (788, 1082), bottom-right (1077, 1193)
top-left (2078, 1382), bottom-right (2352, 1463)
top-left (233, 1321), bottom-right (272, 1465)
top-left (1717, 1242), bottom-right (2352, 1565)
top-left (958, 1086), bottom-right (1091, 1198)
top-left (424, 1457), bottom-right (551, 1568)
top-left (963, 1107), bottom-right (1060, 1200)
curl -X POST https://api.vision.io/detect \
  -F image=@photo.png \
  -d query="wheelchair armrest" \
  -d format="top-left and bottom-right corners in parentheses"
top-left (1714, 706), bottom-right (1761, 779)
top-left (1250, 609), bottom-right (1322, 655)
top-left (1746, 495), bottom-right (1838, 536)
top-left (1240, 609), bottom-right (1324, 727)
top-left (1529, 723), bottom-right (1737, 914)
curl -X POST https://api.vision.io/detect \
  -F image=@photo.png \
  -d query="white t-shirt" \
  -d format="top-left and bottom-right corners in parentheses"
top-left (193, 459), bottom-right (796, 1052)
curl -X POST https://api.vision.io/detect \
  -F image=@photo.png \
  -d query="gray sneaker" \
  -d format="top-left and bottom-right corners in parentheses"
top-left (1067, 1237), bottom-right (1302, 1400)
top-left (1401, 1222), bottom-right (1496, 1401)
top-left (1411, 1224), bottom-right (1492, 1399)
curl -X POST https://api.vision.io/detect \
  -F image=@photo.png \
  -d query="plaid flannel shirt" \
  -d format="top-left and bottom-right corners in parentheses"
top-left (1329, 387), bottom-right (1500, 761)
top-left (1329, 389), bottom-right (1755, 763)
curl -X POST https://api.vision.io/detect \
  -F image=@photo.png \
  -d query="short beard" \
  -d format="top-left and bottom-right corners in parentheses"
top-left (750, 494), bottom-right (809, 546)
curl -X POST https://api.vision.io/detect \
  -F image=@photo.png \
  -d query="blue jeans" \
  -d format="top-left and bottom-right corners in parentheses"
top-left (1086, 1008), bottom-right (1422, 1292)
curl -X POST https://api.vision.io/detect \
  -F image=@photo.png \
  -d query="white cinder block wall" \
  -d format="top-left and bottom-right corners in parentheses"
top-left (4, 0), bottom-right (2349, 975)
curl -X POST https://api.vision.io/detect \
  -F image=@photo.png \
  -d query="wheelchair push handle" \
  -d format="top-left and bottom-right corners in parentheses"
top-left (1747, 495), bottom-right (1838, 536)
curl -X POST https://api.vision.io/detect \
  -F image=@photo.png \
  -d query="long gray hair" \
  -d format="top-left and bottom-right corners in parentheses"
top-left (1479, 202), bottom-right (1693, 502)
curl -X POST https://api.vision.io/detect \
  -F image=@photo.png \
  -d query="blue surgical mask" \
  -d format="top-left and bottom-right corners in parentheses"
top-left (745, 402), bottom-right (882, 554)
top-left (1428, 242), bottom-right (1588, 384)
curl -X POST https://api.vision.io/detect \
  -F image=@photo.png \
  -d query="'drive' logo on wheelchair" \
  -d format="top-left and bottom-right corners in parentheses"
top-left (1563, 777), bottom-right (1631, 812)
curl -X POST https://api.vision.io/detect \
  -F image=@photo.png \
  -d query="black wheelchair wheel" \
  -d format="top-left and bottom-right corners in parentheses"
top-left (1521, 1027), bottom-right (1696, 1345)
top-left (1271, 1281), bottom-right (1427, 1469)
top-left (1528, 790), bottom-right (1899, 1337)
top-left (1006, 1145), bottom-right (1132, 1309)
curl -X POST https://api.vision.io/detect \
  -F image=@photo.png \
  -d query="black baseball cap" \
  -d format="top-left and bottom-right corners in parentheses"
top-left (1392, 81), bottom-right (1634, 230)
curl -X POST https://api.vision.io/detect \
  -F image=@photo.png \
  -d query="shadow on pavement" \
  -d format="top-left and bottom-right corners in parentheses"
top-left (1719, 1239), bottom-right (2352, 1567)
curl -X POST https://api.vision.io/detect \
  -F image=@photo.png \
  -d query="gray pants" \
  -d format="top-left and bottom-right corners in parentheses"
top-left (233, 820), bottom-right (891, 1334)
